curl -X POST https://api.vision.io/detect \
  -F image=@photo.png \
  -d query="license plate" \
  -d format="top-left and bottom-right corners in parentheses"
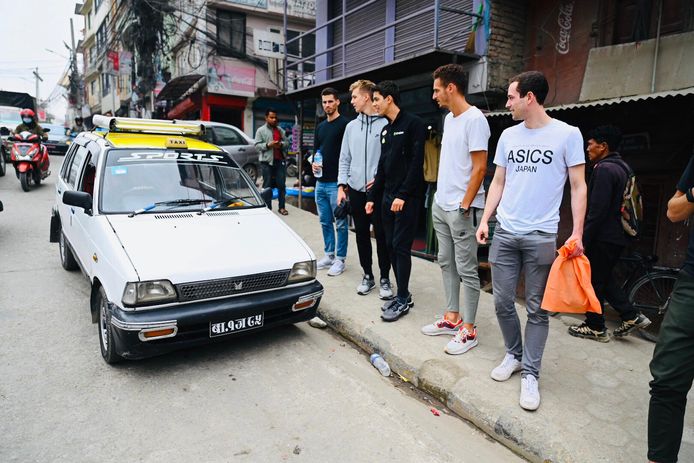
top-left (209, 313), bottom-right (264, 338)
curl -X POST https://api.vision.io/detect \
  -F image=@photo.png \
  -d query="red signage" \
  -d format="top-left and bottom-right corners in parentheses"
top-left (107, 51), bottom-right (120, 72)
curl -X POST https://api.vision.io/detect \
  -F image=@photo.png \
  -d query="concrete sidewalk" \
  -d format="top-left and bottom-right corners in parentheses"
top-left (278, 203), bottom-right (694, 463)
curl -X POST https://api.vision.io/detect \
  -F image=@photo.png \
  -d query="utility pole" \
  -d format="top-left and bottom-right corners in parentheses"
top-left (70, 18), bottom-right (81, 110)
top-left (32, 67), bottom-right (43, 103)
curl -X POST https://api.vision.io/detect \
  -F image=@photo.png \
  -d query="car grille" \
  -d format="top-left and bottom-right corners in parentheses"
top-left (176, 270), bottom-right (291, 302)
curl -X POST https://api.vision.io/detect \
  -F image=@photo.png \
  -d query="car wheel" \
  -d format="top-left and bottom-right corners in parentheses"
top-left (0, 149), bottom-right (5, 177)
top-left (286, 163), bottom-right (298, 178)
top-left (244, 164), bottom-right (258, 182)
top-left (97, 286), bottom-right (122, 364)
top-left (59, 231), bottom-right (79, 271)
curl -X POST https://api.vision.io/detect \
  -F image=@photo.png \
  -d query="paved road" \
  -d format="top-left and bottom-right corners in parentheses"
top-left (0, 155), bottom-right (522, 462)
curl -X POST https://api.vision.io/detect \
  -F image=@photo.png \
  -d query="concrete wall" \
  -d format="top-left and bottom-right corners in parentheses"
top-left (580, 30), bottom-right (694, 101)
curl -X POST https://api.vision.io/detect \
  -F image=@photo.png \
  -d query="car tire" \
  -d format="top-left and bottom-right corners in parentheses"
top-left (286, 163), bottom-right (298, 178)
top-left (244, 164), bottom-right (258, 182)
top-left (0, 149), bottom-right (5, 177)
top-left (96, 286), bottom-right (122, 364)
top-left (59, 231), bottom-right (79, 271)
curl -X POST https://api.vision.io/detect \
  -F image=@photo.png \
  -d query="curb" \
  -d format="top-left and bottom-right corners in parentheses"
top-left (318, 302), bottom-right (577, 463)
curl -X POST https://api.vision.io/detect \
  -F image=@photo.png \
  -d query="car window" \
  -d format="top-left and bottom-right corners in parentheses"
top-left (213, 126), bottom-right (244, 146)
top-left (60, 143), bottom-right (79, 180)
top-left (99, 149), bottom-right (264, 213)
top-left (66, 146), bottom-right (88, 188)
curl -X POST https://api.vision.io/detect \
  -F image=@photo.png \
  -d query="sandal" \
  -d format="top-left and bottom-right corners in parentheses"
top-left (278, 208), bottom-right (289, 216)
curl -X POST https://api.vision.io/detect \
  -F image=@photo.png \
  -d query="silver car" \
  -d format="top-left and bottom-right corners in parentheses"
top-left (200, 121), bottom-right (260, 183)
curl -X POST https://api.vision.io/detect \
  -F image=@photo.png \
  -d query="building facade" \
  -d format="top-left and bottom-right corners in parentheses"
top-left (157, 0), bottom-right (315, 136)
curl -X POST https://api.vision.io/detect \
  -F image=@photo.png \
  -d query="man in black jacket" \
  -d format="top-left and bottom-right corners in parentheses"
top-left (568, 125), bottom-right (651, 342)
top-left (366, 81), bottom-right (426, 321)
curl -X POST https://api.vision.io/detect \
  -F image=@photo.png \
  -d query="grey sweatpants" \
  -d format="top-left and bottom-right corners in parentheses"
top-left (489, 227), bottom-right (556, 379)
top-left (432, 202), bottom-right (480, 324)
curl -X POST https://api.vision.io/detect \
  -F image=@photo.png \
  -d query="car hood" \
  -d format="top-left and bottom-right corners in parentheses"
top-left (106, 208), bottom-right (313, 283)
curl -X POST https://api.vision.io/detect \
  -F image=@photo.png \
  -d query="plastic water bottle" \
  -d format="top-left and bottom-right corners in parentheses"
top-left (370, 353), bottom-right (391, 376)
top-left (313, 149), bottom-right (323, 178)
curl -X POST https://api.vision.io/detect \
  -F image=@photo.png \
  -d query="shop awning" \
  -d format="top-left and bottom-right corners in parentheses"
top-left (157, 74), bottom-right (204, 102)
top-left (484, 87), bottom-right (694, 118)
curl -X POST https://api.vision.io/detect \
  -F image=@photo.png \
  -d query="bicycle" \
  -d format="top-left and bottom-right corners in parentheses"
top-left (618, 253), bottom-right (679, 342)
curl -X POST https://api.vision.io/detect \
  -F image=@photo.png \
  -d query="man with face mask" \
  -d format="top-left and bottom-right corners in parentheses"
top-left (14, 109), bottom-right (47, 140)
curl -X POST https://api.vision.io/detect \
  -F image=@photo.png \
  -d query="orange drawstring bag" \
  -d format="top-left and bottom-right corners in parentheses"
top-left (541, 241), bottom-right (602, 314)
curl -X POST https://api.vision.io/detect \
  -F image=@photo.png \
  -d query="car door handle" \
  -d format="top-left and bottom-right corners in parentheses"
top-left (238, 148), bottom-right (246, 152)
top-left (57, 189), bottom-right (62, 195)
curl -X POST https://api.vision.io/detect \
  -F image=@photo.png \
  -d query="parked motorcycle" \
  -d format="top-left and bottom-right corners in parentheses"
top-left (9, 129), bottom-right (51, 192)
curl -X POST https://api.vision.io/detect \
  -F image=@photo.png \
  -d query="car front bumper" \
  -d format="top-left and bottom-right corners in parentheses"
top-left (109, 280), bottom-right (324, 359)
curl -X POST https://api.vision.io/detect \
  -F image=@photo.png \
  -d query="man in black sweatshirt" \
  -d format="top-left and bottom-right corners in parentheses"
top-left (366, 80), bottom-right (426, 322)
top-left (568, 125), bottom-right (651, 342)
top-left (313, 87), bottom-right (350, 276)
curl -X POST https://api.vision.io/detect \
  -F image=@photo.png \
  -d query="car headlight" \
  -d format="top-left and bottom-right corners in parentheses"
top-left (122, 280), bottom-right (177, 307)
top-left (287, 260), bottom-right (316, 283)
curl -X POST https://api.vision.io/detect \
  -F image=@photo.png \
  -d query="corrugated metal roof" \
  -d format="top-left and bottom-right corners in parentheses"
top-left (484, 87), bottom-right (694, 118)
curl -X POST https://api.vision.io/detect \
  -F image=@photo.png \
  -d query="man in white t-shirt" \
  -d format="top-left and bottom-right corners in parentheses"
top-left (476, 71), bottom-right (587, 411)
top-left (420, 64), bottom-right (490, 356)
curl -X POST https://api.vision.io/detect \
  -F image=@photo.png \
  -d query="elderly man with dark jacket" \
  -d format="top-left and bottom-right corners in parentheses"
top-left (254, 108), bottom-right (289, 214)
top-left (568, 125), bottom-right (651, 342)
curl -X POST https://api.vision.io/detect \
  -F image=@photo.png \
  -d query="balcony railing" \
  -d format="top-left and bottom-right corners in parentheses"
top-left (282, 0), bottom-right (483, 93)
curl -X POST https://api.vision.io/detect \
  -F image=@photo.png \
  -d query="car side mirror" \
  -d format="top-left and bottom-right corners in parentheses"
top-left (63, 191), bottom-right (93, 214)
top-left (0, 200), bottom-right (3, 212)
top-left (260, 187), bottom-right (273, 209)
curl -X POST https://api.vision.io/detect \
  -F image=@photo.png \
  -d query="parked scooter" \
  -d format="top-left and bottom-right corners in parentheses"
top-left (9, 129), bottom-right (51, 191)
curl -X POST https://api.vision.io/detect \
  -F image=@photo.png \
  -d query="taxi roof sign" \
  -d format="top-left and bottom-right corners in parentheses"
top-left (165, 137), bottom-right (188, 149)
top-left (92, 115), bottom-right (206, 137)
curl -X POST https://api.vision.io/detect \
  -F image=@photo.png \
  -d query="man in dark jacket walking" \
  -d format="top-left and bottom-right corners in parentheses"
top-left (568, 125), bottom-right (651, 342)
top-left (366, 80), bottom-right (426, 322)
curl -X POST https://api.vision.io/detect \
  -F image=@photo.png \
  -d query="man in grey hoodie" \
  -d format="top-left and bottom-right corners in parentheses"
top-left (337, 79), bottom-right (394, 299)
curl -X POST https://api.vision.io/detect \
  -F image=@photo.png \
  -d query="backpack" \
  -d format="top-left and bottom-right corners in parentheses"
top-left (601, 158), bottom-right (643, 238)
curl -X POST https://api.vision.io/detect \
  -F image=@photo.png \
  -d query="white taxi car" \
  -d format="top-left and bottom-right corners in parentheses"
top-left (50, 116), bottom-right (323, 363)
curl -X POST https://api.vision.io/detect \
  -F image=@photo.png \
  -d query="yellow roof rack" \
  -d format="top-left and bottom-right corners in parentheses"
top-left (92, 115), bottom-right (206, 137)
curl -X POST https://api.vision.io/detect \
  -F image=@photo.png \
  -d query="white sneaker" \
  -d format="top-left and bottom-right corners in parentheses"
top-left (379, 278), bottom-right (394, 300)
top-left (445, 327), bottom-right (479, 355)
top-left (490, 353), bottom-right (522, 382)
top-left (421, 317), bottom-right (463, 336)
top-left (356, 275), bottom-right (376, 295)
top-left (317, 254), bottom-right (334, 270)
top-left (520, 375), bottom-right (541, 411)
top-left (327, 259), bottom-right (345, 276)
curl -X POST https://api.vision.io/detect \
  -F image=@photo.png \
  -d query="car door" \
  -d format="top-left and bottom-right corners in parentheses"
top-left (70, 143), bottom-right (101, 277)
top-left (212, 125), bottom-right (249, 167)
top-left (56, 144), bottom-right (87, 263)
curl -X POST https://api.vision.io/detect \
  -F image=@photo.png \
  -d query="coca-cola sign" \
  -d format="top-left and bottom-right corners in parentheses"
top-left (555, 1), bottom-right (574, 55)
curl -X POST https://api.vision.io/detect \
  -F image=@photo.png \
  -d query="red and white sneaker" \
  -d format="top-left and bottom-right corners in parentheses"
top-left (445, 327), bottom-right (478, 355)
top-left (420, 317), bottom-right (463, 336)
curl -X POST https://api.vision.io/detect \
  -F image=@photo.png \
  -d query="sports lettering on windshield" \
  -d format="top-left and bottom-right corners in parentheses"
top-left (117, 151), bottom-right (228, 164)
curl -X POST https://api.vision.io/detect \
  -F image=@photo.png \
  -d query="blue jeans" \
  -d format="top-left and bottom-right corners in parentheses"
top-left (315, 181), bottom-right (348, 259)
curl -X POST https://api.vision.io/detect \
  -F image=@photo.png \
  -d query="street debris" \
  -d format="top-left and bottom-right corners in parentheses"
top-left (430, 408), bottom-right (441, 416)
top-left (293, 445), bottom-right (302, 455)
top-left (308, 316), bottom-right (327, 328)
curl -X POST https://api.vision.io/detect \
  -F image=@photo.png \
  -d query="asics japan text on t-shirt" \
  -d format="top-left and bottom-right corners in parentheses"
top-left (493, 118), bottom-right (585, 234)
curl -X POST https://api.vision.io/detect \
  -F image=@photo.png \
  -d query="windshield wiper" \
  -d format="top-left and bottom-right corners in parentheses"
top-left (198, 196), bottom-right (251, 214)
top-left (128, 199), bottom-right (212, 217)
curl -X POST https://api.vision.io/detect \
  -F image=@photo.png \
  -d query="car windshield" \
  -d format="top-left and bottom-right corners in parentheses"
top-left (100, 149), bottom-right (265, 214)
top-left (0, 109), bottom-right (21, 124)
top-left (43, 124), bottom-right (69, 140)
